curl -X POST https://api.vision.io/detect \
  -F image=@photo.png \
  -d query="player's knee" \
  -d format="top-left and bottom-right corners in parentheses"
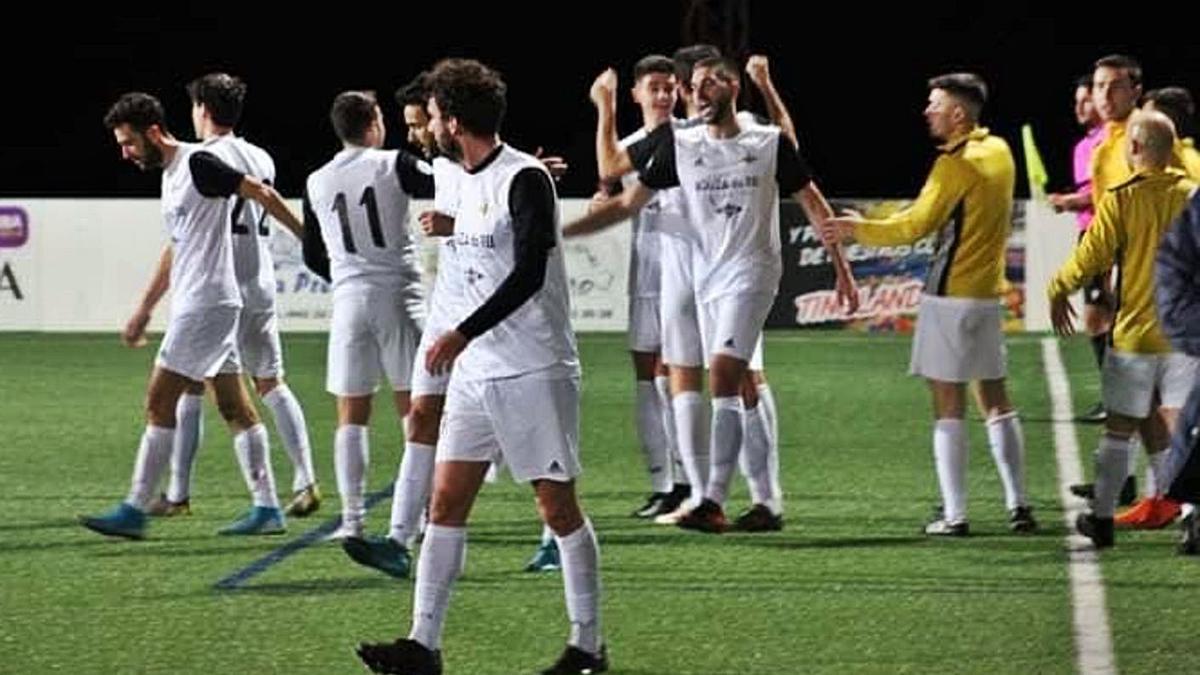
top-left (408, 399), bottom-right (442, 444)
top-left (216, 395), bottom-right (257, 428)
top-left (144, 395), bottom-right (177, 427)
top-left (428, 489), bottom-right (469, 527)
top-left (253, 377), bottom-right (279, 398)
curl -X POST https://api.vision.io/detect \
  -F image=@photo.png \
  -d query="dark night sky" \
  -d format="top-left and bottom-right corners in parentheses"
top-left (4, 2), bottom-right (1199, 200)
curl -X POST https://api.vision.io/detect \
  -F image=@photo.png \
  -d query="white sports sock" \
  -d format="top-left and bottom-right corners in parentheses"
top-left (635, 380), bottom-right (672, 493)
top-left (334, 424), bottom-right (369, 528)
top-left (704, 397), bottom-right (743, 506)
top-left (985, 412), bottom-right (1027, 510)
top-left (672, 391), bottom-right (709, 504)
top-left (933, 418), bottom-right (968, 523)
top-left (390, 442), bottom-right (435, 547)
top-left (233, 424), bottom-right (279, 508)
top-left (1094, 434), bottom-right (1133, 518)
top-left (739, 402), bottom-right (775, 512)
top-left (757, 383), bottom-right (783, 512)
top-left (654, 376), bottom-right (685, 486)
top-left (167, 393), bottom-right (204, 503)
top-left (1148, 448), bottom-right (1171, 497)
top-left (556, 519), bottom-right (602, 656)
top-left (541, 524), bottom-right (555, 546)
top-left (409, 524), bottom-right (466, 650)
top-left (262, 385), bottom-right (316, 492)
top-left (127, 425), bottom-right (175, 510)
top-left (1127, 435), bottom-right (1142, 480)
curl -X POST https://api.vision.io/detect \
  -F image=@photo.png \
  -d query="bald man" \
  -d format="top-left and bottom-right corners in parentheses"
top-left (1048, 110), bottom-right (1200, 549)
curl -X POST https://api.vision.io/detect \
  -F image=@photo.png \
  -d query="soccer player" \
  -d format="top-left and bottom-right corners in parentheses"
top-left (301, 90), bottom-right (433, 542)
top-left (123, 73), bottom-right (321, 519)
top-left (1047, 110), bottom-right (1198, 548)
top-left (1143, 86), bottom-right (1200, 178)
top-left (81, 92), bottom-right (301, 539)
top-left (826, 73), bottom-right (1036, 537)
top-left (355, 58), bottom-right (605, 675)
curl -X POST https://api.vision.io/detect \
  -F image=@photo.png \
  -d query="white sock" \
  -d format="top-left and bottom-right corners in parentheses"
top-left (934, 418), bottom-right (968, 523)
top-left (635, 380), bottom-right (672, 493)
top-left (1127, 435), bottom-right (1142, 480)
top-left (335, 424), bottom-right (369, 529)
top-left (758, 383), bottom-right (783, 512)
top-left (127, 425), bottom-right (175, 510)
top-left (233, 424), bottom-right (279, 508)
top-left (1148, 449), bottom-right (1170, 497)
top-left (262, 384), bottom-right (316, 492)
top-left (986, 412), bottom-right (1027, 510)
top-left (739, 402), bottom-right (775, 512)
top-left (672, 391), bottom-right (710, 505)
top-left (704, 397), bottom-right (743, 506)
top-left (541, 524), bottom-right (555, 546)
top-left (556, 519), bottom-right (602, 656)
top-left (167, 394), bottom-right (204, 503)
top-left (654, 376), bottom-right (685, 487)
top-left (390, 442), bottom-right (435, 547)
top-left (1094, 434), bottom-right (1133, 518)
top-left (409, 524), bottom-right (466, 650)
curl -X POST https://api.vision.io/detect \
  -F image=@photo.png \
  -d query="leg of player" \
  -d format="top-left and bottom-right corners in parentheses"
top-left (975, 378), bottom-right (1036, 533)
top-left (733, 369), bottom-right (783, 532)
top-left (147, 379), bottom-right (205, 517)
top-left (256, 375), bottom-right (321, 518)
top-left (330, 395), bottom-right (372, 540)
top-left (679, 354), bottom-right (746, 534)
top-left (631, 350), bottom-right (673, 517)
top-left (925, 380), bottom-right (971, 537)
top-left (1077, 413), bottom-right (1142, 549)
top-left (654, 362), bottom-right (690, 513)
top-left (211, 372), bottom-right (285, 536)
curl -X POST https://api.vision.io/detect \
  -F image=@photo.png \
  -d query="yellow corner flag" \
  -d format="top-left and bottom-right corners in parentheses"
top-left (1021, 123), bottom-right (1049, 199)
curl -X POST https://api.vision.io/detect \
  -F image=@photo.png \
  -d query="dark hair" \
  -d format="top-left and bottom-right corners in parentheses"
top-left (427, 58), bottom-right (507, 136)
top-left (672, 44), bottom-right (721, 88)
top-left (633, 54), bottom-right (676, 82)
top-left (330, 90), bottom-right (379, 143)
top-left (395, 72), bottom-right (430, 109)
top-left (1075, 73), bottom-right (1093, 90)
top-left (692, 55), bottom-right (741, 85)
top-left (1094, 54), bottom-right (1143, 86)
top-left (928, 72), bottom-right (988, 117)
top-left (1144, 87), bottom-right (1195, 138)
top-left (103, 92), bottom-right (168, 132)
top-left (185, 72), bottom-right (247, 128)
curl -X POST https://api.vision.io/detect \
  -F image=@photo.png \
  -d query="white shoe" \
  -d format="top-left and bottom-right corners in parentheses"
top-left (325, 520), bottom-right (364, 542)
top-left (654, 503), bottom-right (691, 525)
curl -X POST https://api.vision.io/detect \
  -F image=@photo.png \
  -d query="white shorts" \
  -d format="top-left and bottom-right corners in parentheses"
top-left (660, 237), bottom-right (704, 367)
top-left (326, 288), bottom-right (421, 397)
top-left (1103, 350), bottom-right (1200, 418)
top-left (909, 294), bottom-right (1005, 382)
top-left (157, 305), bottom-right (241, 382)
top-left (237, 306), bottom-right (283, 379)
top-left (410, 314), bottom-right (453, 398)
top-left (439, 372), bottom-right (581, 483)
top-left (699, 292), bottom-right (775, 365)
top-left (628, 296), bottom-right (662, 353)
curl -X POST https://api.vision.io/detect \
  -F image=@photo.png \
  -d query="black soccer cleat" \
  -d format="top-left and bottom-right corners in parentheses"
top-left (355, 638), bottom-right (442, 675)
top-left (732, 504), bottom-right (784, 532)
top-left (631, 492), bottom-right (672, 518)
top-left (541, 644), bottom-right (609, 675)
top-left (1009, 505), bottom-right (1038, 534)
top-left (1075, 512), bottom-right (1115, 549)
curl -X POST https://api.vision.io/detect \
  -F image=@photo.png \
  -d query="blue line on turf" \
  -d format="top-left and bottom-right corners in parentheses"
top-left (213, 483), bottom-right (394, 591)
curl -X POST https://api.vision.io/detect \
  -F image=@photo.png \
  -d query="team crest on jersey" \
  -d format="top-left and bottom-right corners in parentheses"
top-left (709, 198), bottom-right (744, 221)
top-left (465, 267), bottom-right (485, 285)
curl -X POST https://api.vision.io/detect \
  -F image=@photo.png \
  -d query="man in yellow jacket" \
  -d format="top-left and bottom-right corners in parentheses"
top-left (825, 73), bottom-right (1034, 537)
top-left (1048, 110), bottom-right (1200, 548)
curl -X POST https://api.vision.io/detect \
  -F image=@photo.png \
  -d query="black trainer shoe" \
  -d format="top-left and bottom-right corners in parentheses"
top-left (659, 483), bottom-right (690, 514)
top-left (1075, 512), bottom-right (1114, 549)
top-left (1009, 505), bottom-right (1038, 533)
top-left (541, 644), bottom-right (608, 675)
top-left (631, 492), bottom-right (672, 518)
top-left (732, 504), bottom-right (784, 532)
top-left (676, 498), bottom-right (728, 534)
top-left (1179, 508), bottom-right (1199, 556)
top-left (923, 518), bottom-right (969, 537)
top-left (1118, 475), bottom-right (1138, 507)
top-left (1076, 401), bottom-right (1107, 424)
top-left (355, 638), bottom-right (442, 675)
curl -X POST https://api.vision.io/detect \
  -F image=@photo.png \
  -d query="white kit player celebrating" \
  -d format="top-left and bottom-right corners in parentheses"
top-left (355, 58), bottom-right (606, 675)
top-left (81, 92), bottom-right (302, 539)
top-left (123, 73), bottom-right (321, 519)
top-left (301, 90), bottom-right (434, 543)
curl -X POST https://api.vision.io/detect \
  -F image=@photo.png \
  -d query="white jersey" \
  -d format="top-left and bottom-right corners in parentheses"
top-left (426, 156), bottom-right (469, 330)
top-left (305, 147), bottom-right (430, 318)
top-left (636, 117), bottom-right (810, 303)
top-left (203, 135), bottom-right (277, 311)
top-left (161, 142), bottom-right (243, 315)
top-left (452, 144), bottom-right (579, 381)
top-left (620, 129), bottom-right (671, 298)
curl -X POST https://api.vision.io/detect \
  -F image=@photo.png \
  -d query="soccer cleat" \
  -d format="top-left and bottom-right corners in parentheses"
top-left (284, 483), bottom-right (321, 518)
top-left (1076, 512), bottom-right (1115, 548)
top-left (145, 493), bottom-right (192, 517)
top-left (923, 518), bottom-right (969, 537)
top-left (356, 638), bottom-right (442, 675)
top-left (525, 540), bottom-right (561, 573)
top-left (1118, 475), bottom-right (1138, 507)
top-left (660, 483), bottom-right (691, 514)
top-left (1178, 508), bottom-right (1199, 556)
top-left (342, 535), bottom-right (411, 579)
top-left (676, 498), bottom-right (728, 534)
top-left (1115, 496), bottom-right (1181, 530)
top-left (324, 519), bottom-right (364, 542)
top-left (541, 644), bottom-right (609, 675)
top-left (631, 492), bottom-right (672, 518)
top-left (1075, 401), bottom-right (1107, 424)
top-left (1069, 483), bottom-right (1095, 500)
top-left (653, 502), bottom-right (691, 525)
top-left (732, 504), bottom-right (784, 532)
top-left (218, 506), bottom-right (286, 536)
top-left (79, 502), bottom-right (147, 540)
top-left (1008, 505), bottom-right (1038, 533)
